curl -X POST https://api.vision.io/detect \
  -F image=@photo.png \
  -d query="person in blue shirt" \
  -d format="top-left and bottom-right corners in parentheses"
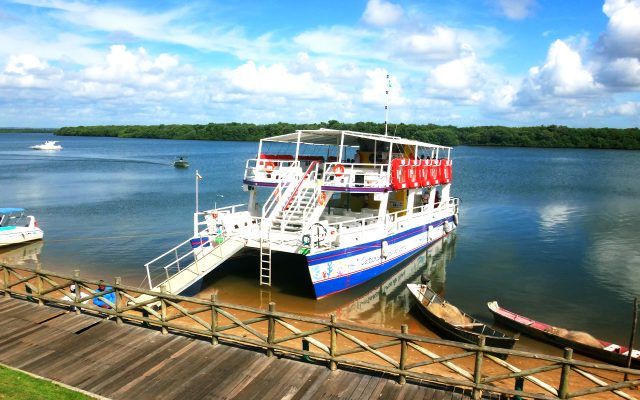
top-left (93, 280), bottom-right (115, 309)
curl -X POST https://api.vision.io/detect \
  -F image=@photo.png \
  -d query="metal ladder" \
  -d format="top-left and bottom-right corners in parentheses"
top-left (259, 237), bottom-right (272, 286)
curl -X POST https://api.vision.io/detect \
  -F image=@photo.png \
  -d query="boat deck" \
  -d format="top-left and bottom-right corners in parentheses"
top-left (0, 298), bottom-right (472, 400)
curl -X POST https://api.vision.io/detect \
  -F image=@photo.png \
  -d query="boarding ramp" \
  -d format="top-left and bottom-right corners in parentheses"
top-left (132, 233), bottom-right (246, 304)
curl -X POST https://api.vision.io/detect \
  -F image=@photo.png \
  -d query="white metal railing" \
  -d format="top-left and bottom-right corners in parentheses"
top-left (144, 226), bottom-right (222, 290)
top-left (244, 158), bottom-right (300, 184)
top-left (261, 161), bottom-right (301, 220)
top-left (322, 162), bottom-right (391, 189)
top-left (316, 198), bottom-right (459, 250)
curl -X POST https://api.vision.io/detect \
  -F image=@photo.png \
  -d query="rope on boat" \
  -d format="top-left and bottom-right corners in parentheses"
top-left (45, 231), bottom-right (187, 242)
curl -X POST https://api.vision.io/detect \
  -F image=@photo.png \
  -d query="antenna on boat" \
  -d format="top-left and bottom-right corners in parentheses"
top-left (385, 74), bottom-right (390, 136)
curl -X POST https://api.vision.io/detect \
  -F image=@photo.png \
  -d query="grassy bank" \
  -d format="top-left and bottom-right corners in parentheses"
top-left (0, 365), bottom-right (92, 400)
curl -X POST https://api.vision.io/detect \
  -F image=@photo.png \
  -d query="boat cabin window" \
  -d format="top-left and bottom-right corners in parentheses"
top-left (0, 213), bottom-right (28, 227)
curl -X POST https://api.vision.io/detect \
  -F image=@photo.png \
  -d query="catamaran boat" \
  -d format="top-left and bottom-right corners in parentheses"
top-left (30, 141), bottom-right (62, 150)
top-left (0, 208), bottom-right (44, 247)
top-left (143, 129), bottom-right (459, 299)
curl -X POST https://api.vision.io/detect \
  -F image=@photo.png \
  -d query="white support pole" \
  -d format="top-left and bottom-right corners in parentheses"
top-left (385, 74), bottom-right (390, 136)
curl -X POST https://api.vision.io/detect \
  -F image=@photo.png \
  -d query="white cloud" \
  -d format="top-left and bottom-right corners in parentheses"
top-left (520, 40), bottom-right (601, 99)
top-left (597, 57), bottom-right (640, 89)
top-left (394, 27), bottom-right (463, 62)
top-left (362, 0), bottom-right (404, 27)
top-left (607, 101), bottom-right (640, 116)
top-left (0, 54), bottom-right (62, 88)
top-left (493, 0), bottom-right (537, 20)
top-left (360, 68), bottom-right (407, 106)
top-left (226, 60), bottom-right (338, 99)
top-left (600, 0), bottom-right (640, 58)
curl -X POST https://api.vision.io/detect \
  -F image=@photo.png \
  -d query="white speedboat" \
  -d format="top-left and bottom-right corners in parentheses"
top-left (0, 208), bottom-right (44, 247)
top-left (144, 128), bottom-right (459, 300)
top-left (30, 141), bottom-right (62, 150)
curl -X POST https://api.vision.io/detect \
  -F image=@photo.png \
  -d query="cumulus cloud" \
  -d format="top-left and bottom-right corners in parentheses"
top-left (517, 39), bottom-right (601, 103)
top-left (425, 48), bottom-right (488, 102)
top-left (599, 0), bottom-right (640, 58)
top-left (0, 54), bottom-right (62, 88)
top-left (492, 0), bottom-right (537, 20)
top-left (393, 27), bottom-right (464, 62)
top-left (362, 0), bottom-right (404, 27)
top-left (226, 60), bottom-right (338, 99)
top-left (593, 0), bottom-right (640, 91)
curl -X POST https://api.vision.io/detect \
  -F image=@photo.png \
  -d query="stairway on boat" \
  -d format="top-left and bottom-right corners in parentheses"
top-left (270, 180), bottom-right (320, 233)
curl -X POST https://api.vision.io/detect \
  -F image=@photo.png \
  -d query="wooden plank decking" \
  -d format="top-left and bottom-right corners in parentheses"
top-left (0, 298), bottom-right (473, 400)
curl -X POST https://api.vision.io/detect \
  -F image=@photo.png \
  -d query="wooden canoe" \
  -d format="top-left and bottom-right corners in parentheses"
top-left (488, 300), bottom-right (640, 368)
top-left (407, 284), bottom-right (518, 350)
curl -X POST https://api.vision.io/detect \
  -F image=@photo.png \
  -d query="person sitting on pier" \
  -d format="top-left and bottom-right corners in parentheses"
top-left (93, 280), bottom-right (115, 309)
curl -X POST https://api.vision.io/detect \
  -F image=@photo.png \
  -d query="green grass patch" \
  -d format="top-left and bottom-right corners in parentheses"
top-left (0, 365), bottom-right (92, 400)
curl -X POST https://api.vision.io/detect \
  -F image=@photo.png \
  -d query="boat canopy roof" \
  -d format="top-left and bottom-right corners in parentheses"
top-left (261, 129), bottom-right (451, 151)
top-left (0, 208), bottom-right (25, 214)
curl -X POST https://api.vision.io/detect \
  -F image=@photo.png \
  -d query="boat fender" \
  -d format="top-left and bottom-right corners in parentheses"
top-left (302, 234), bottom-right (311, 246)
top-left (453, 213), bottom-right (459, 226)
top-left (443, 221), bottom-right (452, 233)
top-left (381, 240), bottom-right (389, 259)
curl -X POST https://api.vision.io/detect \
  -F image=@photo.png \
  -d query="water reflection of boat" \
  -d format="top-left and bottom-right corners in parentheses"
top-left (0, 240), bottom-right (43, 266)
top-left (328, 232), bottom-right (457, 324)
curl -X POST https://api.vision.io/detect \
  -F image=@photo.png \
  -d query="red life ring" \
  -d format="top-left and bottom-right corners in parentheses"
top-left (318, 192), bottom-right (327, 206)
top-left (265, 161), bottom-right (275, 173)
top-left (334, 164), bottom-right (345, 177)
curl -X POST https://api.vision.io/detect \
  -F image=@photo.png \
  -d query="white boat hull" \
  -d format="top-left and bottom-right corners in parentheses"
top-left (0, 226), bottom-right (44, 247)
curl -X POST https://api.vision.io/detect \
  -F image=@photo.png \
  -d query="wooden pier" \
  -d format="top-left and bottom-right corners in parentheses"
top-left (0, 298), bottom-right (469, 399)
top-left (1, 264), bottom-right (640, 400)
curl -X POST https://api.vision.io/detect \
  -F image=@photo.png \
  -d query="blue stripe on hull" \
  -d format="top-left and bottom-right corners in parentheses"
top-left (309, 216), bottom-right (454, 299)
top-left (312, 243), bottom-right (429, 298)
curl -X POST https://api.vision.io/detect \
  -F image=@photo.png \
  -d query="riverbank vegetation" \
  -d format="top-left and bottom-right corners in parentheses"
top-left (53, 121), bottom-right (640, 149)
top-left (0, 128), bottom-right (56, 133)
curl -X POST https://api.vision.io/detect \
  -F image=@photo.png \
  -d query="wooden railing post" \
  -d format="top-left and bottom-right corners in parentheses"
top-left (35, 263), bottom-right (43, 305)
top-left (473, 335), bottom-right (485, 400)
top-left (558, 347), bottom-right (573, 399)
top-left (73, 270), bottom-right (81, 314)
top-left (160, 285), bottom-right (168, 335)
top-left (2, 265), bottom-right (9, 298)
top-left (210, 294), bottom-right (218, 346)
top-left (398, 324), bottom-right (408, 384)
top-left (114, 277), bottom-right (122, 325)
top-left (329, 313), bottom-right (337, 371)
top-left (267, 302), bottom-right (276, 357)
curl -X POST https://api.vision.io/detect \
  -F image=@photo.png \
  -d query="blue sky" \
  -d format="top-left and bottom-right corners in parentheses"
top-left (0, 0), bottom-right (638, 128)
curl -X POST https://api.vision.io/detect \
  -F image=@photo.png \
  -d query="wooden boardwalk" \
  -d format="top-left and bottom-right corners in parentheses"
top-left (0, 298), bottom-right (472, 400)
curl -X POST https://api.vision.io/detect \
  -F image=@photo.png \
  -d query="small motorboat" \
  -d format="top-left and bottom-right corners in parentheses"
top-left (407, 283), bottom-right (518, 350)
top-left (30, 140), bottom-right (62, 150)
top-left (488, 301), bottom-right (640, 368)
top-left (174, 157), bottom-right (189, 168)
top-left (0, 208), bottom-right (44, 247)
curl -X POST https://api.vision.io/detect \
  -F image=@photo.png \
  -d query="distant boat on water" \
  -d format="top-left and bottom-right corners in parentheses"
top-left (174, 157), bottom-right (189, 168)
top-left (30, 141), bottom-right (62, 150)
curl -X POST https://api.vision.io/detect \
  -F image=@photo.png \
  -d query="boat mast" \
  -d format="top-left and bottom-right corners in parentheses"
top-left (385, 74), bottom-right (390, 136)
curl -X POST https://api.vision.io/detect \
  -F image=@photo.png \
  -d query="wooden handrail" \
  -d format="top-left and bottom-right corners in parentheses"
top-left (1, 264), bottom-right (639, 400)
